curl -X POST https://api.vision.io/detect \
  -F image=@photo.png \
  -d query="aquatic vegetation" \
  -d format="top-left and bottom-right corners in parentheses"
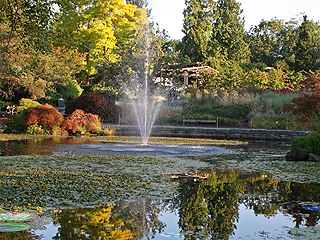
top-left (0, 134), bottom-right (52, 141)
top-left (289, 225), bottom-right (320, 240)
top-left (0, 154), bottom-right (211, 211)
top-left (231, 158), bottom-right (320, 184)
top-left (0, 134), bottom-right (247, 146)
top-left (75, 136), bottom-right (247, 146)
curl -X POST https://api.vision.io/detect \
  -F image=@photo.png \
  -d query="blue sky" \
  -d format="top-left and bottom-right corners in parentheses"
top-left (147, 0), bottom-right (320, 40)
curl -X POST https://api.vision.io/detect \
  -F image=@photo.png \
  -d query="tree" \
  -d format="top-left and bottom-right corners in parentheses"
top-left (182, 0), bottom-right (213, 62)
top-left (0, 0), bottom-right (53, 51)
top-left (246, 19), bottom-right (286, 67)
top-left (125, 0), bottom-right (148, 9)
top-left (54, 0), bottom-right (148, 79)
top-left (294, 16), bottom-right (319, 72)
top-left (210, 0), bottom-right (249, 62)
top-left (0, 0), bottom-right (55, 101)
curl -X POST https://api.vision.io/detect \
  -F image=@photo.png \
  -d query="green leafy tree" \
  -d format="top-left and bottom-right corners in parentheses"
top-left (182, 0), bottom-right (213, 62)
top-left (0, 0), bottom-right (55, 101)
top-left (246, 19), bottom-right (286, 67)
top-left (203, 59), bottom-right (245, 90)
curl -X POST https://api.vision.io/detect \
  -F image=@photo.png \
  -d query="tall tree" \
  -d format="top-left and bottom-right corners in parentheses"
top-left (210, 0), bottom-right (249, 62)
top-left (54, 0), bottom-right (148, 78)
top-left (182, 0), bottom-right (213, 62)
top-left (294, 15), bottom-right (319, 72)
top-left (0, 0), bottom-right (56, 101)
top-left (246, 19), bottom-right (286, 67)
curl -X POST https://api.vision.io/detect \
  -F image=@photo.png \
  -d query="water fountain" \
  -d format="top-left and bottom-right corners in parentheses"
top-left (123, 25), bottom-right (164, 146)
top-left (129, 71), bottom-right (163, 146)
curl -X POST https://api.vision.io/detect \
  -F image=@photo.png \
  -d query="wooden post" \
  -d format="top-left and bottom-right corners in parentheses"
top-left (184, 71), bottom-right (188, 87)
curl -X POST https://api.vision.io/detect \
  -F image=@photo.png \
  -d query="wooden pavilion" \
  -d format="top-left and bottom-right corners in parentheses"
top-left (157, 62), bottom-right (219, 87)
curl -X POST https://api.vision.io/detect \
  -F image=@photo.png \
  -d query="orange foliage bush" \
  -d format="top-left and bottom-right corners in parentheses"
top-left (61, 109), bottom-right (102, 135)
top-left (283, 75), bottom-right (320, 126)
top-left (24, 104), bottom-right (64, 133)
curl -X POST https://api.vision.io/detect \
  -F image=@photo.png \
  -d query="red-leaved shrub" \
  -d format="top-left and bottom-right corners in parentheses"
top-left (283, 75), bottom-right (320, 126)
top-left (61, 109), bottom-right (102, 135)
top-left (24, 104), bottom-right (64, 133)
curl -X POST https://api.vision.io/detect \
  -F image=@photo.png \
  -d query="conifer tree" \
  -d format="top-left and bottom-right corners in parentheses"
top-left (210, 0), bottom-right (249, 62)
top-left (182, 0), bottom-right (213, 62)
top-left (294, 15), bottom-right (318, 72)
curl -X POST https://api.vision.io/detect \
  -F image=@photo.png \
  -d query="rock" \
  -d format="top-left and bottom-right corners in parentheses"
top-left (308, 153), bottom-right (320, 162)
top-left (293, 147), bottom-right (309, 161)
top-left (285, 150), bottom-right (294, 161)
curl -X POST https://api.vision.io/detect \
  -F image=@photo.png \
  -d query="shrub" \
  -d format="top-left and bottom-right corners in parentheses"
top-left (25, 104), bottom-right (64, 134)
top-left (26, 124), bottom-right (46, 135)
top-left (6, 113), bottom-right (26, 133)
top-left (81, 84), bottom-right (117, 95)
top-left (283, 75), bottom-right (320, 126)
top-left (16, 98), bottom-right (41, 113)
top-left (252, 115), bottom-right (305, 130)
top-left (187, 105), bottom-right (250, 118)
top-left (61, 109), bottom-right (102, 135)
top-left (250, 91), bottom-right (299, 116)
top-left (291, 131), bottom-right (320, 155)
top-left (185, 95), bottom-right (251, 118)
top-left (101, 126), bottom-right (116, 136)
top-left (65, 92), bottom-right (120, 123)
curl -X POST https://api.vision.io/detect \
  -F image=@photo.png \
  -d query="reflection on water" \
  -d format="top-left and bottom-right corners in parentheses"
top-left (0, 138), bottom-right (319, 239)
top-left (1, 171), bottom-right (320, 239)
top-left (0, 138), bottom-right (86, 156)
top-left (0, 138), bottom-right (232, 157)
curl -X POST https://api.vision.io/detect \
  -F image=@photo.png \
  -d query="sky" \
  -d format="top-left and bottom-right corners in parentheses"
top-left (147, 0), bottom-right (320, 40)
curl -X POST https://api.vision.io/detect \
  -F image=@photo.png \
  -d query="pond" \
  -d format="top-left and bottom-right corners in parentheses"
top-left (0, 137), bottom-right (319, 240)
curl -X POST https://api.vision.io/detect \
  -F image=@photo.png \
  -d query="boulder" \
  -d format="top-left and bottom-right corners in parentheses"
top-left (308, 153), bottom-right (320, 162)
top-left (285, 150), bottom-right (294, 161)
top-left (286, 148), bottom-right (320, 162)
top-left (293, 147), bottom-right (309, 161)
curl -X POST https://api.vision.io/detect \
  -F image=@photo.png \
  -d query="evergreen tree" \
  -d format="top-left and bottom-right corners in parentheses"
top-left (294, 15), bottom-right (319, 72)
top-left (182, 0), bottom-right (213, 62)
top-left (210, 0), bottom-right (249, 62)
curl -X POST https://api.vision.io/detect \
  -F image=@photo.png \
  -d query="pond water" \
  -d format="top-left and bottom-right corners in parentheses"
top-left (0, 138), bottom-right (319, 240)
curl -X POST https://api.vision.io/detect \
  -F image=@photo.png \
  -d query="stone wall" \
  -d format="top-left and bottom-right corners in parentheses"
top-left (113, 125), bottom-right (309, 142)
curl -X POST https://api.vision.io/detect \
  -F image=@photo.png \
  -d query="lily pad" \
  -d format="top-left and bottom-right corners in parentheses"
top-left (160, 232), bottom-right (184, 238)
top-left (0, 222), bottom-right (30, 232)
top-left (0, 213), bottom-right (32, 221)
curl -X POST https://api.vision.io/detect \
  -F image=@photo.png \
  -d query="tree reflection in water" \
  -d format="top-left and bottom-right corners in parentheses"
top-left (50, 198), bottom-right (166, 240)
top-left (30, 170), bottom-right (320, 240)
top-left (172, 170), bottom-right (320, 239)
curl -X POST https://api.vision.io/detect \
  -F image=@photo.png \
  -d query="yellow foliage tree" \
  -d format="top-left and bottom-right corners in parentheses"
top-left (55, 0), bottom-right (147, 78)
